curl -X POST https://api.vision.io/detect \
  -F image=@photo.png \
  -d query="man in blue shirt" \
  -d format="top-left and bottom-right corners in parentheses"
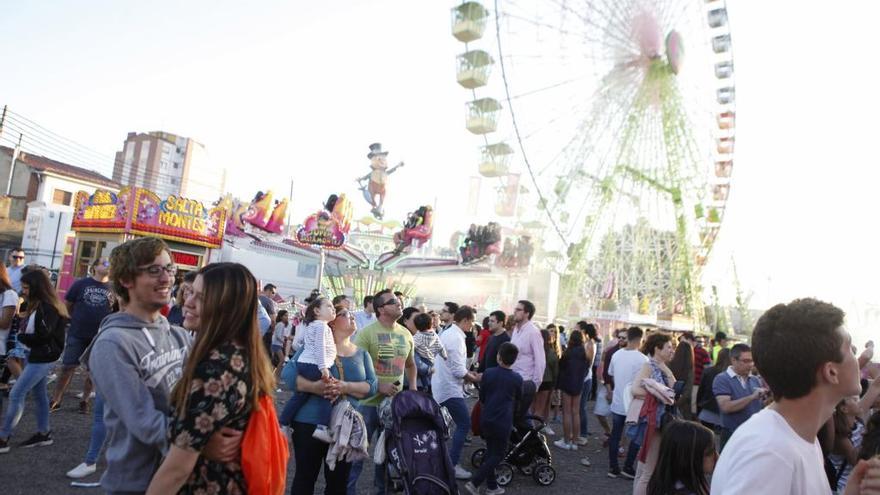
top-left (50, 257), bottom-right (114, 413)
top-left (712, 343), bottom-right (766, 450)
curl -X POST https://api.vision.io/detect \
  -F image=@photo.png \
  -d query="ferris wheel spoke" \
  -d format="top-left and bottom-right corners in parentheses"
top-left (541, 68), bottom-right (643, 212)
top-left (548, 0), bottom-right (638, 58)
top-left (586, 0), bottom-right (638, 49)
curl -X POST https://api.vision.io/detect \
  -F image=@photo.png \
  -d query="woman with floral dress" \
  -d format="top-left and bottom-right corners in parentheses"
top-left (146, 262), bottom-right (276, 494)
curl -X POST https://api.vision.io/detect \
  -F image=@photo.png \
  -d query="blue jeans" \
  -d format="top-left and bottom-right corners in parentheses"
top-left (84, 394), bottom-right (105, 464)
top-left (348, 404), bottom-right (387, 495)
top-left (280, 362), bottom-right (331, 427)
top-left (0, 361), bottom-right (52, 438)
top-left (442, 397), bottom-right (470, 466)
top-left (472, 428), bottom-right (506, 490)
top-left (579, 378), bottom-right (592, 437)
top-left (608, 412), bottom-right (639, 472)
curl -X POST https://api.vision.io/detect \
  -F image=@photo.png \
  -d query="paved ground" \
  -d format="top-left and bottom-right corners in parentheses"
top-left (0, 370), bottom-right (633, 494)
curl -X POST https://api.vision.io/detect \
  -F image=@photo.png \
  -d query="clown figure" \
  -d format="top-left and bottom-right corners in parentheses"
top-left (357, 142), bottom-right (403, 219)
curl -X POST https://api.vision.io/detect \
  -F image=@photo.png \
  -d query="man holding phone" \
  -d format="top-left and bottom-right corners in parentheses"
top-left (349, 288), bottom-right (417, 495)
top-left (712, 343), bottom-right (766, 450)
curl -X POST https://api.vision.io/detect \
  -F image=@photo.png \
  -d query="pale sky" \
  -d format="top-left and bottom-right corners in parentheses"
top-left (1, 0), bottom-right (878, 343)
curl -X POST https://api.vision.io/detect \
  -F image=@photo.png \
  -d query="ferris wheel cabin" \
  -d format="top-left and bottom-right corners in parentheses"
top-left (451, 2), bottom-right (489, 42)
top-left (457, 50), bottom-right (494, 89)
top-left (707, 8), bottom-right (728, 29)
top-left (715, 160), bottom-right (733, 178)
top-left (479, 142), bottom-right (513, 177)
top-left (466, 97), bottom-right (503, 134)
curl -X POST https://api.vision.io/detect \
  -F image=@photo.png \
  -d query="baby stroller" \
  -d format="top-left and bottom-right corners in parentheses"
top-left (470, 415), bottom-right (556, 487)
top-left (383, 390), bottom-right (459, 494)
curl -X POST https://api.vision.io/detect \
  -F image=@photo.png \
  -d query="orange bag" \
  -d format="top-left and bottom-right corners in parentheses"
top-left (242, 395), bottom-right (289, 495)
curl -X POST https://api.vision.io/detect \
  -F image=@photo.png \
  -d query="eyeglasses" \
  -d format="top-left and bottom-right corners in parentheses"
top-left (137, 263), bottom-right (178, 278)
top-left (378, 298), bottom-right (401, 308)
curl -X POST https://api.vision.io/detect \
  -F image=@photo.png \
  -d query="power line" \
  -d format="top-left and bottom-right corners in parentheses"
top-left (0, 110), bottom-right (225, 191)
top-left (0, 130), bottom-right (216, 191)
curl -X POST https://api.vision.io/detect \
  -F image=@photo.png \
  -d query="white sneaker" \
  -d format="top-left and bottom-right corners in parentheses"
top-left (553, 439), bottom-right (570, 450)
top-left (486, 488), bottom-right (506, 495)
top-left (66, 462), bottom-right (96, 479)
top-left (544, 426), bottom-right (556, 435)
top-left (454, 464), bottom-right (472, 480)
top-left (580, 457), bottom-right (592, 467)
top-left (311, 425), bottom-right (334, 444)
top-left (569, 442), bottom-right (578, 451)
top-left (75, 391), bottom-right (97, 400)
top-left (576, 436), bottom-right (589, 446)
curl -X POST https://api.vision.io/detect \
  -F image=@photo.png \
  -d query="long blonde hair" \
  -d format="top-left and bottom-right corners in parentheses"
top-left (171, 262), bottom-right (274, 416)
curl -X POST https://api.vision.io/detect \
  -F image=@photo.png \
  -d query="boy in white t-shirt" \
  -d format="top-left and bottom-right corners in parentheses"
top-left (711, 298), bottom-right (880, 495)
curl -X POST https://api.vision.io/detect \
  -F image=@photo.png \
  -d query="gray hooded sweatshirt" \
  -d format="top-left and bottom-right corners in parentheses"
top-left (85, 311), bottom-right (191, 494)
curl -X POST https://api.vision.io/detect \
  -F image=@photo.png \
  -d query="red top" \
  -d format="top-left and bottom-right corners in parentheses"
top-left (693, 345), bottom-right (712, 385)
top-left (477, 328), bottom-right (492, 361)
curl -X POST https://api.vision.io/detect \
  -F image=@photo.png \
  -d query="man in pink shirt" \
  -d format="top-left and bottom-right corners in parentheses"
top-left (509, 300), bottom-right (546, 427)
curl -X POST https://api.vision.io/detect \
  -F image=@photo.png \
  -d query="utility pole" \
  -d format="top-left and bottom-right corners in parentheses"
top-left (5, 133), bottom-right (22, 196)
top-left (0, 105), bottom-right (7, 139)
top-left (1, 106), bottom-right (24, 196)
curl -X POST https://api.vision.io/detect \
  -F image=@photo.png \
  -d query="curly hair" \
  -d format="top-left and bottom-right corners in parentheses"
top-left (109, 237), bottom-right (170, 304)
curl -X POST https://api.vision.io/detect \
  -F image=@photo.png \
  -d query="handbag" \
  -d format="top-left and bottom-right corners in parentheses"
top-left (242, 394), bottom-right (289, 495)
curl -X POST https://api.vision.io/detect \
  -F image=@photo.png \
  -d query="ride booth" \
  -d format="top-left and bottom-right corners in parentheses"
top-left (58, 187), bottom-right (227, 295)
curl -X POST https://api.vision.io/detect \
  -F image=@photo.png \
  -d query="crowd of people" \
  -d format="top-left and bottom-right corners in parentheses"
top-left (1, 238), bottom-right (880, 495)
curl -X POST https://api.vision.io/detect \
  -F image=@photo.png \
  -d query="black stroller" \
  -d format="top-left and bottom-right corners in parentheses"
top-left (470, 415), bottom-right (556, 487)
top-left (383, 390), bottom-right (459, 494)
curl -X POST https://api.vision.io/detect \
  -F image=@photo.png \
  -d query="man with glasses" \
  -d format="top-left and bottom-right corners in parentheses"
top-left (349, 288), bottom-right (417, 495)
top-left (7, 248), bottom-right (25, 293)
top-left (86, 237), bottom-right (238, 493)
top-left (50, 257), bottom-right (113, 415)
top-left (712, 343), bottom-right (767, 450)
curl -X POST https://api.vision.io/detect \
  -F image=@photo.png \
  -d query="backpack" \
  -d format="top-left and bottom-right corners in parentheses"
top-left (242, 394), bottom-right (289, 495)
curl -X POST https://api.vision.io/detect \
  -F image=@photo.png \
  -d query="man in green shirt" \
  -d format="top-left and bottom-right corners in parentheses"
top-left (348, 288), bottom-right (417, 494)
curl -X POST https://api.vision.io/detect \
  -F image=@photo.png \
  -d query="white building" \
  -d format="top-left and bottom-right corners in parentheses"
top-left (0, 145), bottom-right (120, 265)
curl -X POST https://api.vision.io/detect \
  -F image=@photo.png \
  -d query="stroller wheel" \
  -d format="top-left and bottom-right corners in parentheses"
top-left (495, 462), bottom-right (515, 487)
top-left (471, 448), bottom-right (487, 468)
top-left (533, 464), bottom-right (556, 486)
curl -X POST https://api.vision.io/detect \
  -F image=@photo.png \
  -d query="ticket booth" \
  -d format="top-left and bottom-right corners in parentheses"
top-left (59, 187), bottom-right (227, 294)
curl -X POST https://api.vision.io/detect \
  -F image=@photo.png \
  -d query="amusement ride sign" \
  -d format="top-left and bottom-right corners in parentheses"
top-left (71, 187), bottom-right (228, 249)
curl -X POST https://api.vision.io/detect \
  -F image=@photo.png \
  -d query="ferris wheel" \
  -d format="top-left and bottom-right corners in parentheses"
top-left (450, 0), bottom-right (736, 323)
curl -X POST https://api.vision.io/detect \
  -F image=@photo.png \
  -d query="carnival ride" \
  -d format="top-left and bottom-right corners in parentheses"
top-left (450, 0), bottom-right (736, 325)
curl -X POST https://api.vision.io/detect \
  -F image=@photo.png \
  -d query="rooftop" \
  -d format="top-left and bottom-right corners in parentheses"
top-left (0, 146), bottom-right (120, 189)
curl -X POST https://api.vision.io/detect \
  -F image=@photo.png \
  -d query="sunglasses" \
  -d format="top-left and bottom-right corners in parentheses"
top-left (11, 256), bottom-right (24, 260)
top-left (378, 298), bottom-right (401, 308)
